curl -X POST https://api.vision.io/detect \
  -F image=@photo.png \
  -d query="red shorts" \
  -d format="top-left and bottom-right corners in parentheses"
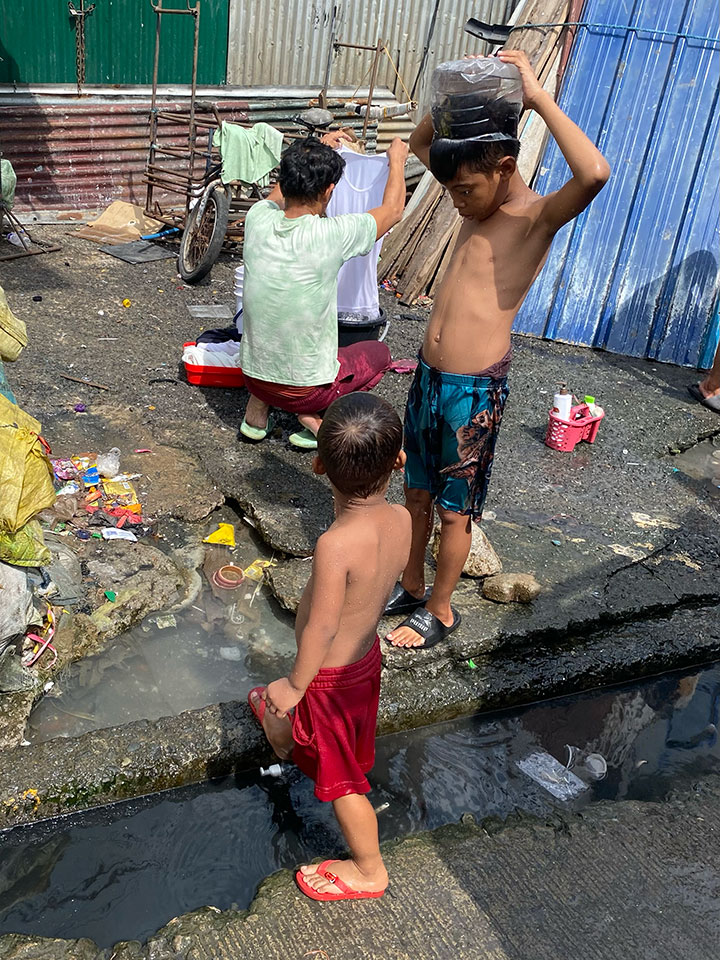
top-left (243, 341), bottom-right (391, 416)
top-left (292, 638), bottom-right (381, 802)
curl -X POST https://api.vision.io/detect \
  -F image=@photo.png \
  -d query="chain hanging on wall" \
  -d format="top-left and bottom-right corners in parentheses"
top-left (68, 0), bottom-right (95, 93)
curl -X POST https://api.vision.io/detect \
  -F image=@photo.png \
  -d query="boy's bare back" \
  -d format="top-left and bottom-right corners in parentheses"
top-left (296, 502), bottom-right (410, 669)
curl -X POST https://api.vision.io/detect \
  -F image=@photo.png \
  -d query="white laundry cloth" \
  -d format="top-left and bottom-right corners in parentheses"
top-left (327, 148), bottom-right (389, 320)
top-left (183, 343), bottom-right (241, 368)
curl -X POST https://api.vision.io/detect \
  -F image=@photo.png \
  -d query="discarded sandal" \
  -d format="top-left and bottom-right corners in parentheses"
top-left (387, 607), bottom-right (461, 649)
top-left (688, 383), bottom-right (720, 414)
top-left (296, 860), bottom-right (386, 902)
top-left (383, 582), bottom-right (432, 617)
top-left (247, 686), bottom-right (267, 725)
top-left (289, 428), bottom-right (318, 450)
top-left (240, 416), bottom-right (274, 441)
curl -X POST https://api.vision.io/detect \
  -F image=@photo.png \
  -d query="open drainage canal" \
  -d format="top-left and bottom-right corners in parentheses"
top-left (28, 505), bottom-right (297, 743)
top-left (2, 662), bottom-right (719, 948)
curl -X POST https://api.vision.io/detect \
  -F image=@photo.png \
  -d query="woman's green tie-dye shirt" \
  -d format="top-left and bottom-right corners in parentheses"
top-left (240, 200), bottom-right (377, 387)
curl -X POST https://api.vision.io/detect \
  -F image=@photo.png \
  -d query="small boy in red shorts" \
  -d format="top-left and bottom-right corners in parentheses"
top-left (249, 393), bottom-right (411, 901)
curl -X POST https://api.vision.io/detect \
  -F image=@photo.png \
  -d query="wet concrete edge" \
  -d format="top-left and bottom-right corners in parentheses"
top-left (1, 599), bottom-right (718, 832)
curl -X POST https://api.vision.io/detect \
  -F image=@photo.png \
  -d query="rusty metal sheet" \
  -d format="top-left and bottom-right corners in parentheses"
top-left (0, 93), bottom-right (379, 215)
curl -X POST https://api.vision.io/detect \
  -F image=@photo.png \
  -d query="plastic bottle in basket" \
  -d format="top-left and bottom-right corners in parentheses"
top-left (431, 58), bottom-right (522, 142)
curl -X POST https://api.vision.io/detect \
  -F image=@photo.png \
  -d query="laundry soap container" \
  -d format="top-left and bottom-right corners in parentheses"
top-left (431, 58), bottom-right (522, 141)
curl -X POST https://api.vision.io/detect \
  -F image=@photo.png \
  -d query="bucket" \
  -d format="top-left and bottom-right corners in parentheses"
top-left (337, 308), bottom-right (389, 348)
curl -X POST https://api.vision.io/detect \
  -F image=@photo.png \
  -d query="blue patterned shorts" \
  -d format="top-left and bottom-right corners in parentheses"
top-left (403, 355), bottom-right (509, 522)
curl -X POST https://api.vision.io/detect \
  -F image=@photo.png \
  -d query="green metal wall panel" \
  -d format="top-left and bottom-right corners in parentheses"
top-left (0, 1), bottom-right (229, 85)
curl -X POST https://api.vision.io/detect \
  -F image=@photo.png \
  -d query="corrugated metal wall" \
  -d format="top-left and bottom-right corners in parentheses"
top-left (227, 0), bottom-right (517, 94)
top-left (0, 0), bottom-right (229, 85)
top-left (0, 89), bottom-right (382, 214)
top-left (515, 0), bottom-right (720, 368)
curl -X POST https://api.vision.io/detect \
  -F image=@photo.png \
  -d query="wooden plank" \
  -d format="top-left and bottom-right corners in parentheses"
top-left (398, 192), bottom-right (459, 302)
top-left (378, 179), bottom-right (442, 275)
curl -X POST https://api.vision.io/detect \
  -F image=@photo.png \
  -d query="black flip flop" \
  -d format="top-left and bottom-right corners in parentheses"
top-left (688, 383), bottom-right (720, 414)
top-left (388, 607), bottom-right (462, 649)
top-left (384, 583), bottom-right (433, 617)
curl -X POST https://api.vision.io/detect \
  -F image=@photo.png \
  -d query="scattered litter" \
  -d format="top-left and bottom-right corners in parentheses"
top-left (243, 558), bottom-right (277, 582)
top-left (551, 539), bottom-right (562, 546)
top-left (516, 751), bottom-right (588, 800)
top-left (56, 480), bottom-right (81, 497)
top-left (134, 448), bottom-right (152, 454)
top-left (122, 299), bottom-right (132, 308)
top-left (96, 447), bottom-right (121, 478)
top-left (212, 564), bottom-right (246, 589)
top-left (43, 680), bottom-right (54, 693)
top-left (97, 337), bottom-right (119, 341)
top-left (565, 745), bottom-right (608, 781)
top-left (104, 590), bottom-right (117, 602)
top-left (59, 373), bottom-right (109, 391)
top-left (203, 523), bottom-right (236, 547)
top-left (155, 614), bottom-right (177, 630)
top-left (467, 659), bottom-right (478, 669)
top-left (260, 763), bottom-right (290, 778)
top-left (219, 646), bottom-right (243, 661)
top-left (32, 295), bottom-right (42, 302)
top-left (101, 528), bottom-right (138, 542)
top-left (374, 802), bottom-right (390, 814)
top-left (188, 304), bottom-right (234, 320)
top-left (74, 403), bottom-right (86, 413)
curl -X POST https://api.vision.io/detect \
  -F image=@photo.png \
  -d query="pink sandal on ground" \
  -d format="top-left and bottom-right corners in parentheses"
top-left (296, 860), bottom-right (386, 902)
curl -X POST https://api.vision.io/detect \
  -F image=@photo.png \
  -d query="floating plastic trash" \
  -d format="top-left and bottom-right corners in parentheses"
top-left (516, 751), bottom-right (588, 801)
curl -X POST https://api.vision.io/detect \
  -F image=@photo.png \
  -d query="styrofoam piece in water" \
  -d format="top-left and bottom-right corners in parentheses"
top-left (516, 751), bottom-right (588, 801)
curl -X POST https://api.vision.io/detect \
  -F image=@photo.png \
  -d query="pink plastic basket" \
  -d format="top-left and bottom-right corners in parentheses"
top-left (545, 403), bottom-right (605, 452)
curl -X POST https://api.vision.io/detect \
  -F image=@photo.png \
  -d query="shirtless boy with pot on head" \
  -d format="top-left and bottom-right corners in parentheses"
top-left (385, 50), bottom-right (610, 649)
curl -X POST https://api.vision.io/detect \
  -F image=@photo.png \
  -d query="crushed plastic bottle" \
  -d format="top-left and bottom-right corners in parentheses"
top-left (96, 447), bottom-right (121, 478)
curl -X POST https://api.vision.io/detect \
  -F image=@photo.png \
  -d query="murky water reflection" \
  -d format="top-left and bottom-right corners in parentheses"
top-left (2, 662), bottom-right (718, 947)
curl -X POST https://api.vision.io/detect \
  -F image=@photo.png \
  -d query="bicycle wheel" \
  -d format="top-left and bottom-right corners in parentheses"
top-left (178, 183), bottom-right (230, 283)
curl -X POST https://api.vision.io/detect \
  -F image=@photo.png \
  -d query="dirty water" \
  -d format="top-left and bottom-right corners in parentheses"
top-left (671, 437), bottom-right (720, 498)
top-left (28, 505), bottom-right (297, 743)
top-left (1, 662), bottom-right (718, 948)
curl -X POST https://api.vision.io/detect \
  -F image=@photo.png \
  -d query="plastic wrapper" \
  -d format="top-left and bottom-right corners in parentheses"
top-left (431, 58), bottom-right (522, 142)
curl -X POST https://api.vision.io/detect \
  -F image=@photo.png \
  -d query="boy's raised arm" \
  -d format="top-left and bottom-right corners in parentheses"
top-left (409, 113), bottom-right (433, 169)
top-left (498, 49), bottom-right (610, 235)
top-left (264, 533), bottom-right (347, 717)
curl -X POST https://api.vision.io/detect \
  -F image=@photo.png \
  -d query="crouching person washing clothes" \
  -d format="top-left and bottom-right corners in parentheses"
top-left (240, 134), bottom-right (409, 450)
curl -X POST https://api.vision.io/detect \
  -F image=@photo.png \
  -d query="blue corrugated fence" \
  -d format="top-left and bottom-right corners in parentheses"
top-left (514, 0), bottom-right (720, 368)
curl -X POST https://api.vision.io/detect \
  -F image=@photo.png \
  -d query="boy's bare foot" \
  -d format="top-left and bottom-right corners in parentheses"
top-left (249, 689), bottom-right (293, 760)
top-left (299, 858), bottom-right (388, 895)
top-left (386, 605), bottom-right (460, 648)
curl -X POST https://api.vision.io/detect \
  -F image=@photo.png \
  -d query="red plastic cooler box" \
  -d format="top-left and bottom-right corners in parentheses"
top-left (182, 342), bottom-right (245, 388)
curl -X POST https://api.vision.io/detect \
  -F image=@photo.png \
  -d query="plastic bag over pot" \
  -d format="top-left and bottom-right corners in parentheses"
top-left (431, 58), bottom-right (522, 142)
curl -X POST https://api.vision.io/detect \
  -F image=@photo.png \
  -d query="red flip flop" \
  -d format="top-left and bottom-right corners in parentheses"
top-left (295, 860), bottom-right (386, 902)
top-left (247, 686), bottom-right (267, 725)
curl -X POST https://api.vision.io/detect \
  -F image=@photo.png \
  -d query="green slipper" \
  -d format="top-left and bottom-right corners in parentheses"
top-left (289, 428), bottom-right (318, 450)
top-left (240, 415), bottom-right (274, 441)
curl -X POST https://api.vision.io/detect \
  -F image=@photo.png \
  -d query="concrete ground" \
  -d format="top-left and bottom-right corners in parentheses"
top-left (0, 226), bottom-right (719, 826)
top-left (2, 772), bottom-right (719, 959)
